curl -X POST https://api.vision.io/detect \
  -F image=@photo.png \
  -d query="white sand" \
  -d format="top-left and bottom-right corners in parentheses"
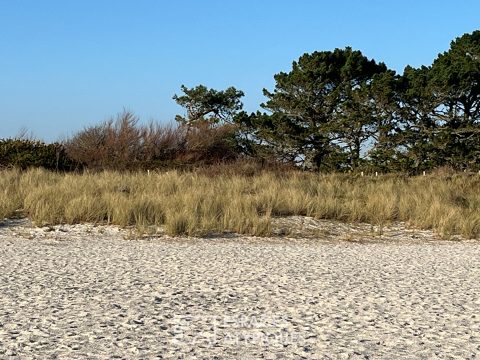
top-left (0, 219), bottom-right (479, 359)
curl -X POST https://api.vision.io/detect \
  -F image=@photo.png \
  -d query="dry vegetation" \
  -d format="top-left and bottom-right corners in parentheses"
top-left (1, 167), bottom-right (479, 239)
top-left (63, 111), bottom-right (241, 171)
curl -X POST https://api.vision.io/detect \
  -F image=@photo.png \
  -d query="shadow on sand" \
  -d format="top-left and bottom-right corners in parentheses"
top-left (0, 218), bottom-right (31, 229)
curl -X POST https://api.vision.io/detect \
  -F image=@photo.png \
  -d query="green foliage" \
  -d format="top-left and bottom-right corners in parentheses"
top-left (172, 85), bottom-right (249, 166)
top-left (428, 30), bottom-right (480, 169)
top-left (379, 65), bottom-right (443, 172)
top-left (239, 32), bottom-right (480, 173)
top-left (0, 138), bottom-right (74, 170)
top-left (382, 30), bottom-right (480, 172)
top-left (173, 85), bottom-right (244, 125)
top-left (238, 47), bottom-right (390, 170)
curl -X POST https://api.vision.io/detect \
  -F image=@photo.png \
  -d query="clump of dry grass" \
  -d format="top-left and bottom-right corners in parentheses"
top-left (0, 168), bottom-right (479, 239)
top-left (0, 168), bottom-right (23, 219)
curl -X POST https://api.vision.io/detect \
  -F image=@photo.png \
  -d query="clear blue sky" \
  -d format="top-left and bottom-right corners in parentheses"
top-left (1, 0), bottom-right (479, 142)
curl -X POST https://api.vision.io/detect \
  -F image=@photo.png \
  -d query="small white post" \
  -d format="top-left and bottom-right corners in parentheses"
top-left (375, 171), bottom-right (378, 177)
top-left (147, 169), bottom-right (150, 176)
top-left (423, 171), bottom-right (426, 176)
top-left (361, 171), bottom-right (364, 177)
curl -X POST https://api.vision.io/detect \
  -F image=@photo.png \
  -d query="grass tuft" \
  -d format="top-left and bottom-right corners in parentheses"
top-left (0, 168), bottom-right (479, 239)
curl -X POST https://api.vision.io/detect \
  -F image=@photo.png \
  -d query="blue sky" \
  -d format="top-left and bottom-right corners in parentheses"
top-left (1, 0), bottom-right (479, 141)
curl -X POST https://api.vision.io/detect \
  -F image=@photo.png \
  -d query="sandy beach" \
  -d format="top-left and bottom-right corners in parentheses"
top-left (0, 220), bottom-right (479, 359)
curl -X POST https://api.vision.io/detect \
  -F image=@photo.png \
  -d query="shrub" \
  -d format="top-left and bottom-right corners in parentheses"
top-left (176, 122), bottom-right (240, 166)
top-left (64, 111), bottom-right (143, 171)
top-left (0, 138), bottom-right (74, 171)
top-left (64, 111), bottom-right (245, 171)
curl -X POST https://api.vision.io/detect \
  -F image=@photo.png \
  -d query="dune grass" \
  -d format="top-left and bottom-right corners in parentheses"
top-left (0, 168), bottom-right (479, 239)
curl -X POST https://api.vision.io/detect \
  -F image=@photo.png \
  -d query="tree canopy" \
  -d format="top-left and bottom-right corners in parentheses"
top-left (238, 47), bottom-right (390, 170)
top-left (173, 85), bottom-right (244, 126)
top-left (235, 31), bottom-right (480, 172)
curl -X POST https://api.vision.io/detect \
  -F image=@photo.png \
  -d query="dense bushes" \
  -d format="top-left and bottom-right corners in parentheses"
top-left (0, 138), bottom-right (74, 171)
top-left (0, 112), bottom-right (244, 172)
top-left (63, 111), bottom-right (242, 171)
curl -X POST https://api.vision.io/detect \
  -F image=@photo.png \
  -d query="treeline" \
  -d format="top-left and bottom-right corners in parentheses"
top-left (1, 31), bottom-right (479, 173)
top-left (238, 30), bottom-right (480, 172)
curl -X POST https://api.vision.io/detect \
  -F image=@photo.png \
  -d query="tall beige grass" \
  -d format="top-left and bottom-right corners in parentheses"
top-left (1, 168), bottom-right (479, 238)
